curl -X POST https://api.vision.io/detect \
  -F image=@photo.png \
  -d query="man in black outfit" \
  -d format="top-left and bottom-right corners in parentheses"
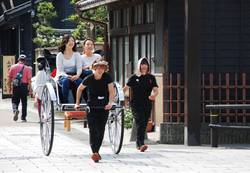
top-left (75, 58), bottom-right (114, 163)
top-left (123, 57), bottom-right (158, 152)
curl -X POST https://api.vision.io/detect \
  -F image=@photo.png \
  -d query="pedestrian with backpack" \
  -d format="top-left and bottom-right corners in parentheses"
top-left (8, 54), bottom-right (32, 122)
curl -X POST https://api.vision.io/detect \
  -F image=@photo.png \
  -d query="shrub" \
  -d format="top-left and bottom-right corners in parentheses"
top-left (124, 102), bottom-right (133, 129)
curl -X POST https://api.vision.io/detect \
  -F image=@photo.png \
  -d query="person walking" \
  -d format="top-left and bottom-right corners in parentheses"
top-left (55, 34), bottom-right (82, 103)
top-left (8, 54), bottom-right (32, 122)
top-left (75, 58), bottom-right (114, 163)
top-left (123, 57), bottom-right (158, 152)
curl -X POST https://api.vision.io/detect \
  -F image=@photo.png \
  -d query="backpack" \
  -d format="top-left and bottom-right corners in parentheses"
top-left (13, 65), bottom-right (25, 86)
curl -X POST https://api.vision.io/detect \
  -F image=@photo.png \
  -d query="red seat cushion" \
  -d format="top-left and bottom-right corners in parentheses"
top-left (65, 111), bottom-right (86, 119)
top-left (51, 68), bottom-right (57, 78)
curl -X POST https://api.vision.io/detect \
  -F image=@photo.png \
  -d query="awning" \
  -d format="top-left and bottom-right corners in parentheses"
top-left (0, 0), bottom-right (49, 27)
top-left (76, 0), bottom-right (119, 12)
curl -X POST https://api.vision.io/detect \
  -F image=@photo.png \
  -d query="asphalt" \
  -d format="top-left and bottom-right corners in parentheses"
top-left (1, 98), bottom-right (250, 173)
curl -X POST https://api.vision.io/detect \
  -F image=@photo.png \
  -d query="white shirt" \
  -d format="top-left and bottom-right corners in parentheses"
top-left (55, 52), bottom-right (82, 81)
top-left (82, 53), bottom-right (101, 67)
top-left (33, 69), bottom-right (46, 100)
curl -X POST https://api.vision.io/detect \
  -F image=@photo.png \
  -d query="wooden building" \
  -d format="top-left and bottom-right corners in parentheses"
top-left (76, 0), bottom-right (250, 145)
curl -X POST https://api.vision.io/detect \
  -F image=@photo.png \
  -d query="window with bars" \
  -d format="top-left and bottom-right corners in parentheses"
top-left (112, 36), bottom-right (130, 86)
top-left (133, 5), bottom-right (143, 25)
top-left (111, 2), bottom-right (155, 28)
top-left (112, 10), bottom-right (120, 29)
top-left (122, 8), bottom-right (130, 27)
top-left (146, 3), bottom-right (155, 24)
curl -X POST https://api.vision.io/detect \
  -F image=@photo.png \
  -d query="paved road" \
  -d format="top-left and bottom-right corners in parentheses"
top-left (1, 98), bottom-right (250, 173)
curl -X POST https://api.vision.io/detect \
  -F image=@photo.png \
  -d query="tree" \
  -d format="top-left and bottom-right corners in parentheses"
top-left (33, 1), bottom-right (60, 47)
top-left (63, 0), bottom-right (108, 42)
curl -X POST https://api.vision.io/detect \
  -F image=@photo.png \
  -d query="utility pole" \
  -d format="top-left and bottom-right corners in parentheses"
top-left (30, 0), bottom-right (35, 75)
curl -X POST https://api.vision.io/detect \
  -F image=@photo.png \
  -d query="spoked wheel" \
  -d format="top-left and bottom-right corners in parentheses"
top-left (107, 82), bottom-right (124, 154)
top-left (40, 84), bottom-right (54, 156)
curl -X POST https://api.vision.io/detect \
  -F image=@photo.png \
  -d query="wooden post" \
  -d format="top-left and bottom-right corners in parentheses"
top-left (184, 0), bottom-right (202, 146)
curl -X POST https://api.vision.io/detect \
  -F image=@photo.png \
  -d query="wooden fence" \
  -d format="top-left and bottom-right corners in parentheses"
top-left (163, 73), bottom-right (250, 123)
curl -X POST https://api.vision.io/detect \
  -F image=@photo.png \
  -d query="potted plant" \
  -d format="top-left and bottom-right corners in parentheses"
top-left (146, 119), bottom-right (154, 132)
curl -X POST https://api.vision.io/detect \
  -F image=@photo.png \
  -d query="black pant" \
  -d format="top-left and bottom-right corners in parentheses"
top-left (131, 104), bottom-right (151, 148)
top-left (12, 84), bottom-right (28, 120)
top-left (86, 109), bottom-right (109, 153)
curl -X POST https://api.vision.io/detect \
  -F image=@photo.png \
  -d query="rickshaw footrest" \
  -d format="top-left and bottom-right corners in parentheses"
top-left (64, 111), bottom-right (87, 131)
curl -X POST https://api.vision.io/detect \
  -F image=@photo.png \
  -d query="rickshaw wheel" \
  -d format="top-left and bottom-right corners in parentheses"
top-left (107, 82), bottom-right (124, 154)
top-left (40, 84), bottom-right (54, 156)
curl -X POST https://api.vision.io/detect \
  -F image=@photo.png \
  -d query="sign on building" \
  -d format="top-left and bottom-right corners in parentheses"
top-left (2, 55), bottom-right (15, 98)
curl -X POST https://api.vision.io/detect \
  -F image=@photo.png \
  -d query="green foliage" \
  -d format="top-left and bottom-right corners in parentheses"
top-left (71, 23), bottom-right (86, 40)
top-left (124, 103), bottom-right (133, 129)
top-left (96, 37), bottom-right (104, 43)
top-left (62, 13), bottom-right (80, 24)
top-left (82, 5), bottom-right (108, 22)
top-left (36, 1), bottom-right (57, 26)
top-left (70, 0), bottom-right (79, 4)
top-left (33, 2), bottom-right (60, 47)
top-left (65, 0), bottom-right (108, 41)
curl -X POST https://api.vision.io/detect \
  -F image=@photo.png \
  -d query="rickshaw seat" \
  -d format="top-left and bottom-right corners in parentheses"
top-left (64, 111), bottom-right (87, 131)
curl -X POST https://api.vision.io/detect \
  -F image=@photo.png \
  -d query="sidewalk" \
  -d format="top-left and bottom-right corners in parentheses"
top-left (1, 98), bottom-right (250, 173)
top-left (28, 98), bottom-right (161, 146)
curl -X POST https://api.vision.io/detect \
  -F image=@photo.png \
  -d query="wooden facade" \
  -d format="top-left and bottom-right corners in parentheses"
top-left (104, 0), bottom-right (250, 126)
top-left (105, 0), bottom-right (165, 126)
top-left (165, 0), bottom-right (250, 124)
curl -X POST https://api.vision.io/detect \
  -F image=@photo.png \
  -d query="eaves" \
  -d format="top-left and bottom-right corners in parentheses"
top-left (0, 0), bottom-right (53, 27)
top-left (76, 0), bottom-right (119, 12)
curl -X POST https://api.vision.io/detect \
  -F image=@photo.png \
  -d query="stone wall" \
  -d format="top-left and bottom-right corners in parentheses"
top-left (160, 123), bottom-right (250, 144)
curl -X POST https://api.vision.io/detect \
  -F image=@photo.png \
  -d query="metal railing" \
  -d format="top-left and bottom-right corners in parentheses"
top-left (206, 104), bottom-right (250, 147)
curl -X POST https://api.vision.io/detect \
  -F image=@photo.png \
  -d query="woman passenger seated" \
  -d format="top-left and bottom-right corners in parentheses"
top-left (81, 38), bottom-right (102, 102)
top-left (55, 34), bottom-right (82, 103)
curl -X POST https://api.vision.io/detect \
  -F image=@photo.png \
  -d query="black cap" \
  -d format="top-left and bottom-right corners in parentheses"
top-left (37, 55), bottom-right (45, 62)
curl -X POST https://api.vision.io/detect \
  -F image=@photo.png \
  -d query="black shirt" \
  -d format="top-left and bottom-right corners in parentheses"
top-left (82, 72), bottom-right (113, 107)
top-left (126, 73), bottom-right (158, 110)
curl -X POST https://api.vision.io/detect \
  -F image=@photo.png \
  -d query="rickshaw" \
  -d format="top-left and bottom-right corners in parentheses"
top-left (35, 55), bottom-right (125, 156)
